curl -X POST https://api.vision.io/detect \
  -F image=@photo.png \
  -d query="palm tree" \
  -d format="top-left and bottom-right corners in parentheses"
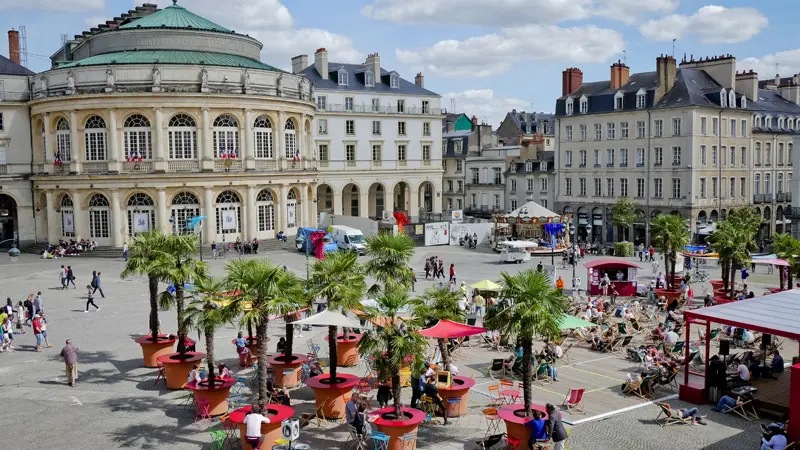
top-left (708, 209), bottom-right (761, 295)
top-left (773, 233), bottom-right (800, 289)
top-left (413, 286), bottom-right (464, 369)
top-left (363, 232), bottom-right (415, 296)
top-left (484, 270), bottom-right (565, 417)
top-left (180, 275), bottom-right (231, 386)
top-left (308, 251), bottom-right (366, 382)
top-left (225, 259), bottom-right (303, 404)
top-left (357, 287), bottom-right (427, 417)
top-left (120, 230), bottom-right (171, 342)
top-left (650, 214), bottom-right (689, 287)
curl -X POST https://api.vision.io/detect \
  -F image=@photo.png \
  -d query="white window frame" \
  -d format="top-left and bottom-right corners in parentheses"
top-left (123, 114), bottom-right (152, 160)
top-left (212, 114), bottom-right (239, 159)
top-left (167, 114), bottom-right (198, 160)
top-left (614, 91), bottom-right (624, 110)
top-left (284, 119), bottom-right (297, 159)
top-left (84, 115), bottom-right (107, 161)
top-left (56, 117), bottom-right (72, 162)
top-left (338, 69), bottom-right (348, 86)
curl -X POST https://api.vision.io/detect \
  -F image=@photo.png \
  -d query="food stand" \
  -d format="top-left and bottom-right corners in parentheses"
top-left (584, 259), bottom-right (640, 297)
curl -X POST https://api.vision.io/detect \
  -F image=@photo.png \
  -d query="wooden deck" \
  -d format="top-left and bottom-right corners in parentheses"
top-left (751, 370), bottom-right (790, 420)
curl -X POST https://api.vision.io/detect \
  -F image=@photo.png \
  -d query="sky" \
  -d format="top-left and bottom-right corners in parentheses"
top-left (0, 0), bottom-right (797, 126)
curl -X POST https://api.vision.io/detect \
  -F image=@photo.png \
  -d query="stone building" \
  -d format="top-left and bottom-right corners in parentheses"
top-left (441, 115), bottom-right (496, 214)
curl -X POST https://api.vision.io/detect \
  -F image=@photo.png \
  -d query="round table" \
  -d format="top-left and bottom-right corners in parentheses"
top-left (437, 376), bottom-right (475, 417)
top-left (229, 404), bottom-right (294, 450)
top-left (186, 377), bottom-right (236, 416)
top-left (156, 352), bottom-right (206, 389)
top-left (498, 404), bottom-right (548, 450)
top-left (371, 406), bottom-right (426, 450)
top-left (134, 334), bottom-right (176, 368)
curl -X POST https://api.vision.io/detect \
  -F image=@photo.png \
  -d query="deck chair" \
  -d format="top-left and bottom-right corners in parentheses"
top-left (666, 341), bottom-right (685, 358)
top-left (624, 374), bottom-right (656, 398)
top-left (629, 318), bottom-right (645, 334)
top-left (533, 362), bottom-right (553, 385)
top-left (572, 329), bottom-right (591, 346)
top-left (612, 335), bottom-right (634, 355)
top-left (561, 388), bottom-right (585, 414)
top-left (655, 402), bottom-right (694, 426)
top-left (560, 342), bottom-right (574, 365)
top-left (645, 305), bottom-right (659, 323)
top-left (729, 398), bottom-right (759, 421)
top-left (617, 322), bottom-right (629, 336)
top-left (601, 336), bottom-right (622, 353)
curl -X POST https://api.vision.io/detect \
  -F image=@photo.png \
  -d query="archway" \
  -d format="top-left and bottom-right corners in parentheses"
top-left (127, 193), bottom-right (156, 237)
top-left (419, 181), bottom-right (434, 214)
top-left (215, 190), bottom-right (242, 242)
top-left (633, 209), bottom-right (646, 245)
top-left (170, 191), bottom-right (201, 235)
top-left (256, 188), bottom-right (276, 239)
top-left (88, 193), bottom-right (111, 246)
top-left (286, 188), bottom-right (299, 230)
top-left (591, 207), bottom-right (603, 244)
top-left (394, 182), bottom-right (410, 214)
top-left (59, 194), bottom-right (75, 239)
top-left (343, 183), bottom-right (360, 217)
top-left (697, 211), bottom-right (707, 225)
top-left (316, 184), bottom-right (333, 216)
top-left (0, 194), bottom-right (18, 247)
top-left (577, 206), bottom-right (589, 243)
top-left (776, 206), bottom-right (784, 234)
top-left (709, 210), bottom-right (718, 223)
top-left (368, 182), bottom-right (386, 219)
top-left (762, 206), bottom-right (772, 241)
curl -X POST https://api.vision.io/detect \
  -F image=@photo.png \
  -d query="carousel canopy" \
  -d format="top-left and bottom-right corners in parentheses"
top-left (294, 309), bottom-right (362, 328)
top-left (583, 259), bottom-right (641, 269)
top-left (505, 201), bottom-right (560, 219)
top-left (419, 320), bottom-right (487, 338)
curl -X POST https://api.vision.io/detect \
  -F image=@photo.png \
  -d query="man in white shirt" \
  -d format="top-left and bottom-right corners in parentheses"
top-left (244, 405), bottom-right (271, 449)
top-left (457, 297), bottom-right (467, 312)
top-left (187, 365), bottom-right (201, 385)
top-left (737, 363), bottom-right (751, 382)
top-left (664, 330), bottom-right (679, 346)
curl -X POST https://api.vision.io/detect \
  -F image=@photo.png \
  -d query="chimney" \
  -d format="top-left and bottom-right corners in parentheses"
top-left (610, 60), bottom-right (630, 90)
top-left (679, 54), bottom-right (736, 89)
top-left (414, 72), bottom-right (424, 88)
top-left (8, 29), bottom-right (20, 65)
top-left (561, 67), bottom-right (583, 97)
top-left (775, 73), bottom-right (782, 87)
top-left (777, 73), bottom-right (800, 106)
top-left (735, 70), bottom-right (758, 104)
top-left (365, 52), bottom-right (381, 82)
top-left (471, 115), bottom-right (478, 125)
top-left (314, 48), bottom-right (328, 80)
top-left (655, 55), bottom-right (677, 103)
top-left (291, 54), bottom-right (308, 74)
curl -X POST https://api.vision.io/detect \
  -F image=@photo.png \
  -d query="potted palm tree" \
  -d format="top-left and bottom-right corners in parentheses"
top-left (155, 233), bottom-right (208, 389)
top-left (707, 208), bottom-right (761, 301)
top-left (484, 270), bottom-right (565, 443)
top-left (182, 275), bottom-right (236, 416)
top-left (413, 286), bottom-right (464, 370)
top-left (650, 214), bottom-right (689, 303)
top-left (773, 233), bottom-right (800, 290)
top-left (121, 230), bottom-right (177, 368)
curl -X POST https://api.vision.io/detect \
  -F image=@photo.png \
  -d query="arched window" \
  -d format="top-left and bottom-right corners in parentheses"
top-left (754, 173), bottom-right (761, 194)
top-left (168, 114), bottom-right (198, 160)
top-left (778, 143), bottom-right (785, 165)
top-left (755, 142), bottom-right (762, 165)
top-left (84, 115), bottom-right (107, 161)
top-left (56, 117), bottom-right (72, 161)
top-left (88, 193), bottom-right (110, 239)
top-left (284, 119), bottom-right (297, 159)
top-left (127, 193), bottom-right (155, 236)
top-left (765, 173), bottom-right (772, 194)
top-left (789, 143), bottom-right (793, 165)
top-left (779, 117), bottom-right (785, 129)
top-left (766, 115), bottom-right (772, 128)
top-left (286, 189), bottom-right (298, 228)
top-left (40, 121), bottom-right (46, 161)
top-left (60, 194), bottom-right (75, 238)
top-left (170, 192), bottom-right (201, 235)
top-left (741, 95), bottom-right (747, 109)
top-left (565, 98), bottom-right (574, 115)
top-left (754, 115), bottom-right (761, 128)
top-left (213, 114), bottom-right (239, 158)
top-left (253, 116), bottom-right (273, 159)
top-left (216, 190), bottom-right (241, 235)
top-left (765, 142), bottom-right (772, 166)
top-left (778, 173), bottom-right (784, 193)
top-left (579, 96), bottom-right (588, 114)
top-left (256, 189), bottom-right (275, 232)
top-left (720, 89), bottom-right (727, 107)
top-left (123, 115), bottom-right (152, 161)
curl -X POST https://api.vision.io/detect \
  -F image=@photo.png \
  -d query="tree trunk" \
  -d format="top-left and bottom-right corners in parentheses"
top-left (521, 336), bottom-right (533, 417)
top-left (176, 283), bottom-right (186, 356)
top-left (328, 325), bottom-right (338, 380)
top-left (438, 338), bottom-right (451, 368)
top-left (205, 323), bottom-right (216, 386)
top-left (729, 266), bottom-right (737, 299)
top-left (148, 275), bottom-right (159, 341)
top-left (392, 372), bottom-right (402, 416)
top-left (721, 261), bottom-right (729, 291)
top-left (285, 315), bottom-right (295, 358)
top-left (248, 322), bottom-right (254, 344)
top-left (789, 266), bottom-right (794, 290)
top-left (669, 251), bottom-right (676, 289)
top-left (779, 266), bottom-right (785, 290)
top-left (257, 319), bottom-right (269, 404)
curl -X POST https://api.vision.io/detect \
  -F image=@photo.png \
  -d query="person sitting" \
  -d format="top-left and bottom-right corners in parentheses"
top-left (277, 231), bottom-right (287, 242)
top-left (243, 405), bottom-right (271, 449)
top-left (376, 379), bottom-right (393, 408)
top-left (733, 361), bottom-right (751, 385)
top-left (217, 362), bottom-right (231, 379)
top-left (309, 361), bottom-right (324, 378)
top-left (276, 337), bottom-right (286, 354)
top-left (772, 351), bottom-right (785, 374)
top-left (424, 377), bottom-right (448, 425)
top-left (712, 394), bottom-right (750, 413)
top-left (675, 406), bottom-right (707, 425)
top-left (656, 295), bottom-right (667, 311)
top-left (664, 329), bottom-right (679, 346)
top-left (704, 294), bottom-right (715, 307)
top-left (183, 336), bottom-right (196, 353)
top-left (345, 393), bottom-right (365, 436)
top-left (504, 347), bottom-right (522, 372)
top-left (187, 364), bottom-right (201, 385)
top-left (761, 432), bottom-right (788, 450)
top-left (527, 409), bottom-right (548, 450)
top-left (266, 380), bottom-right (277, 400)
top-left (274, 389), bottom-right (291, 406)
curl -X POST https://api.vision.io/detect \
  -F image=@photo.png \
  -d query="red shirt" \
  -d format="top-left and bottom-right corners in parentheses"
top-left (32, 317), bottom-right (42, 333)
top-left (450, 267), bottom-right (455, 276)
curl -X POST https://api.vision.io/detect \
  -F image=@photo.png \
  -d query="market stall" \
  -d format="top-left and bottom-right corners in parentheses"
top-left (492, 201), bottom-right (569, 253)
top-left (584, 259), bottom-right (641, 297)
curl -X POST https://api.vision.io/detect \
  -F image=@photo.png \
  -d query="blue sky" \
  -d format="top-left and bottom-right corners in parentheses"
top-left (1, 0), bottom-right (796, 125)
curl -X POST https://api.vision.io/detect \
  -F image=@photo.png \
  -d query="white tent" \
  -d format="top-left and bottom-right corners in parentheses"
top-left (505, 201), bottom-right (560, 219)
top-left (293, 309), bottom-right (362, 328)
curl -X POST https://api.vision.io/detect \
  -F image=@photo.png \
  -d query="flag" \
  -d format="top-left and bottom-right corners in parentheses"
top-left (293, 150), bottom-right (300, 161)
top-left (54, 151), bottom-right (63, 166)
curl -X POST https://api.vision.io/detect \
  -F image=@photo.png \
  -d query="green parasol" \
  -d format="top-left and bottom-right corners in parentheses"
top-left (558, 314), bottom-right (595, 330)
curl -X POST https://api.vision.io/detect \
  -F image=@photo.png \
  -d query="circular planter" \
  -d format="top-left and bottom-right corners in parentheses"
top-left (232, 336), bottom-right (263, 368)
top-left (709, 280), bottom-right (725, 291)
top-left (437, 376), bottom-right (475, 417)
top-left (187, 377), bottom-right (236, 416)
top-left (305, 373), bottom-right (361, 419)
top-left (267, 353), bottom-right (308, 389)
top-left (655, 289), bottom-right (682, 303)
top-left (324, 334), bottom-right (362, 367)
top-left (229, 404), bottom-right (294, 450)
top-left (135, 334), bottom-right (176, 368)
top-left (157, 352), bottom-right (206, 390)
top-left (372, 407), bottom-right (426, 450)
top-left (498, 404), bottom-right (549, 450)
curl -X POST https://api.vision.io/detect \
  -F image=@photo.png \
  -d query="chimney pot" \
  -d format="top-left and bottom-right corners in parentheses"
top-left (471, 115), bottom-right (478, 125)
top-left (8, 29), bottom-right (20, 65)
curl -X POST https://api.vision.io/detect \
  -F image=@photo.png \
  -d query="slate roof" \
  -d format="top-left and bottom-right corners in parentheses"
top-left (0, 54), bottom-right (34, 76)
top-left (555, 71), bottom-right (659, 115)
top-left (749, 89), bottom-right (800, 115)
top-left (653, 69), bottom-right (728, 109)
top-left (119, 2), bottom-right (232, 33)
top-left (300, 63), bottom-right (439, 96)
top-left (506, 110), bottom-right (555, 134)
top-left (507, 152), bottom-right (555, 174)
top-left (55, 50), bottom-right (279, 71)
top-left (442, 130), bottom-right (472, 138)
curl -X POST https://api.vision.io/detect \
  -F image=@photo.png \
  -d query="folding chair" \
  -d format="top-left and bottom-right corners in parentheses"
top-left (506, 436), bottom-right (524, 450)
top-left (219, 413), bottom-right (238, 447)
top-left (371, 431), bottom-right (390, 450)
top-left (560, 342), bottom-right (574, 365)
top-left (533, 362), bottom-right (553, 385)
top-left (482, 408), bottom-right (502, 438)
top-left (617, 323), bottom-right (629, 336)
top-left (153, 362), bottom-right (166, 388)
top-left (562, 388), bottom-right (586, 414)
top-left (347, 424), bottom-right (368, 450)
top-left (231, 376), bottom-right (247, 395)
top-left (729, 398), bottom-right (759, 421)
top-left (487, 384), bottom-right (503, 407)
top-left (666, 341), bottom-right (685, 358)
top-left (500, 379), bottom-right (520, 404)
top-left (601, 336), bottom-right (622, 353)
top-left (194, 398), bottom-right (212, 425)
top-left (420, 395), bottom-right (439, 425)
top-left (654, 402), bottom-right (693, 426)
top-left (208, 427), bottom-right (226, 450)
top-left (612, 335), bottom-right (634, 355)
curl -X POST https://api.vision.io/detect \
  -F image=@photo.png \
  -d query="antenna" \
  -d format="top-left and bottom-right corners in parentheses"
top-left (60, 33), bottom-right (68, 47)
top-left (623, 49), bottom-right (627, 65)
top-left (19, 25), bottom-right (28, 68)
top-left (672, 39), bottom-right (676, 57)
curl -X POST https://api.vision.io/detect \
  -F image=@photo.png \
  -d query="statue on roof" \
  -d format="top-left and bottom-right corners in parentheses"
top-left (40, 75), bottom-right (48, 95)
top-left (242, 69), bottom-right (250, 93)
top-left (276, 74), bottom-right (283, 97)
top-left (300, 76), bottom-right (310, 100)
top-left (66, 71), bottom-right (75, 93)
top-left (105, 68), bottom-right (115, 89)
top-left (152, 67), bottom-right (161, 87)
top-left (309, 83), bottom-right (315, 102)
top-left (200, 68), bottom-right (209, 92)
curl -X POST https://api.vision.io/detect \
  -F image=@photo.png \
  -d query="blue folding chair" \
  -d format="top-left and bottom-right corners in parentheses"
top-left (371, 431), bottom-right (390, 450)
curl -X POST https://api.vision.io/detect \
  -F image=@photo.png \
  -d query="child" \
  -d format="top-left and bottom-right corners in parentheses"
top-left (16, 301), bottom-right (25, 334)
top-left (85, 285), bottom-right (100, 312)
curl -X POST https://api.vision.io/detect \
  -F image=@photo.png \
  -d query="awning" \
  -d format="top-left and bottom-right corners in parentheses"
top-left (558, 315), bottom-right (596, 330)
top-left (294, 309), bottom-right (362, 328)
top-left (470, 280), bottom-right (502, 291)
top-left (419, 320), bottom-right (487, 339)
top-left (752, 258), bottom-right (790, 267)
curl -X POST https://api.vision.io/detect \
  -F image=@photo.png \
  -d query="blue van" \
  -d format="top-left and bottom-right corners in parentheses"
top-left (295, 227), bottom-right (339, 253)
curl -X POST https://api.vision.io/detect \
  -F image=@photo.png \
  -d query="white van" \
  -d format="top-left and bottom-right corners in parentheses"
top-left (500, 241), bottom-right (532, 264)
top-left (331, 225), bottom-right (367, 255)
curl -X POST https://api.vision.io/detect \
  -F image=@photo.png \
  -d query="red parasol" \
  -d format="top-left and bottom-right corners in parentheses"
top-left (419, 320), bottom-right (487, 339)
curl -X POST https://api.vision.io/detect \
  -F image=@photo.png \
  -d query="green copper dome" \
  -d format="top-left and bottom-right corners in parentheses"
top-left (120, 1), bottom-right (232, 33)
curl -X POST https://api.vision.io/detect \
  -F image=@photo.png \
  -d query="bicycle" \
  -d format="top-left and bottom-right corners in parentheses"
top-left (689, 269), bottom-right (710, 283)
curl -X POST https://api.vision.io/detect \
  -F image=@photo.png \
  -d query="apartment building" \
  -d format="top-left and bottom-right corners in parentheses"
top-left (465, 144), bottom-right (520, 218)
top-left (497, 110), bottom-right (556, 152)
top-left (441, 115), bottom-right (496, 213)
top-left (505, 146), bottom-right (555, 213)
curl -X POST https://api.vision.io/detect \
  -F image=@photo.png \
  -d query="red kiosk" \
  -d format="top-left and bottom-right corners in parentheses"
top-left (584, 259), bottom-right (641, 297)
top-left (682, 290), bottom-right (800, 443)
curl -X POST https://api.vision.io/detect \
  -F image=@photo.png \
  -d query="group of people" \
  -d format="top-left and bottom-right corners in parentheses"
top-left (41, 239), bottom-right (97, 258)
top-left (636, 243), bottom-right (657, 262)
top-left (424, 257), bottom-right (456, 283)
top-left (233, 237), bottom-right (260, 255)
top-left (0, 294), bottom-right (53, 353)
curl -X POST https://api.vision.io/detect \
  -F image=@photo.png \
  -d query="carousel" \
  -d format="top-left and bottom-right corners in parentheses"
top-left (492, 201), bottom-right (569, 254)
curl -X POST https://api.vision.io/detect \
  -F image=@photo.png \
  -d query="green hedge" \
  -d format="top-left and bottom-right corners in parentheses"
top-left (614, 241), bottom-right (635, 257)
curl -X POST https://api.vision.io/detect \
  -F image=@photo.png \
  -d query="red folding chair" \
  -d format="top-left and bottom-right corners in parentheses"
top-left (152, 362), bottom-right (165, 388)
top-left (500, 379), bottom-right (520, 404)
top-left (194, 398), bottom-right (211, 425)
top-left (562, 388), bottom-right (586, 414)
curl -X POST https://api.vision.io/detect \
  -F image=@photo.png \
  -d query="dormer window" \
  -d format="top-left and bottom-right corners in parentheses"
top-left (728, 90), bottom-right (736, 108)
top-left (364, 69), bottom-right (374, 87)
top-left (526, 125), bottom-right (531, 134)
top-left (525, 161), bottom-right (533, 172)
top-left (541, 161), bottom-right (548, 171)
top-left (788, 118), bottom-right (794, 130)
top-left (579, 95), bottom-right (588, 114)
top-left (636, 89), bottom-right (646, 109)
top-left (510, 162), bottom-right (517, 173)
top-left (741, 95), bottom-right (747, 109)
top-left (565, 97), bottom-right (574, 115)
top-left (338, 69), bottom-right (348, 86)
top-left (766, 115), bottom-right (772, 128)
top-left (755, 115), bottom-right (761, 127)
top-left (614, 91), bottom-right (624, 110)
top-left (390, 73), bottom-right (399, 88)
top-left (778, 117), bottom-right (785, 129)
top-left (720, 89), bottom-right (727, 107)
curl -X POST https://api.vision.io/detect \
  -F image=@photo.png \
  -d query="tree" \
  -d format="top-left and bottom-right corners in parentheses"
top-left (484, 270), bottom-right (565, 417)
top-left (650, 214), bottom-right (689, 287)
top-left (308, 251), bottom-right (366, 382)
top-left (413, 287), bottom-right (464, 369)
top-left (773, 233), bottom-right (800, 289)
top-left (120, 230), bottom-right (171, 342)
top-left (180, 276), bottom-right (232, 386)
top-left (357, 287), bottom-right (427, 417)
top-left (708, 208), bottom-right (761, 294)
top-left (363, 232), bottom-right (415, 297)
top-left (225, 259), bottom-right (303, 404)
top-left (610, 197), bottom-right (639, 242)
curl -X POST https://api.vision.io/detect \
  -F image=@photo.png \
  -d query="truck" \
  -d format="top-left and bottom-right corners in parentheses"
top-left (295, 227), bottom-right (339, 254)
top-left (330, 225), bottom-right (367, 255)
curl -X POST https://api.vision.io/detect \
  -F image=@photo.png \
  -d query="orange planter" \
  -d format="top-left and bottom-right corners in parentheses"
top-left (188, 378), bottom-right (235, 416)
top-left (325, 334), bottom-right (362, 367)
top-left (157, 352), bottom-right (206, 390)
top-left (230, 404), bottom-right (294, 450)
top-left (655, 289), bottom-right (682, 303)
top-left (372, 407), bottom-right (426, 450)
top-left (305, 373), bottom-right (360, 419)
top-left (499, 404), bottom-right (549, 450)
top-left (437, 376), bottom-right (474, 417)
top-left (135, 335), bottom-right (176, 368)
top-left (267, 353), bottom-right (307, 389)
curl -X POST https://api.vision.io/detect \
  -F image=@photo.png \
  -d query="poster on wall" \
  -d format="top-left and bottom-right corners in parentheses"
top-left (133, 213), bottom-right (150, 233)
top-left (451, 210), bottom-right (464, 223)
top-left (287, 203), bottom-right (296, 227)
top-left (63, 213), bottom-right (74, 234)
top-left (449, 223), bottom-right (466, 246)
top-left (424, 222), bottom-right (449, 246)
top-left (221, 210), bottom-right (238, 230)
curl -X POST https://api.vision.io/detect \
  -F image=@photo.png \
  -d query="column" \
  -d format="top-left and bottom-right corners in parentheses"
top-left (277, 111), bottom-right (286, 168)
top-left (244, 109), bottom-right (255, 170)
top-left (300, 184), bottom-right (309, 227)
top-left (383, 183), bottom-right (395, 216)
top-left (69, 110), bottom-right (81, 173)
top-left (409, 187), bottom-right (419, 222)
top-left (108, 109), bottom-right (121, 172)
top-left (43, 113), bottom-right (53, 174)
top-left (433, 182), bottom-right (443, 214)
top-left (157, 189), bottom-right (169, 233)
top-left (201, 108), bottom-right (213, 171)
top-left (71, 190), bottom-right (86, 240)
top-left (153, 107), bottom-right (166, 172)
top-left (359, 189), bottom-right (369, 218)
top-left (299, 114), bottom-right (307, 169)
top-left (45, 190), bottom-right (59, 243)
top-left (333, 188), bottom-right (343, 216)
top-left (203, 187), bottom-right (215, 244)
top-left (279, 184), bottom-right (288, 232)
top-left (246, 185), bottom-right (257, 240)
top-left (110, 189), bottom-right (124, 247)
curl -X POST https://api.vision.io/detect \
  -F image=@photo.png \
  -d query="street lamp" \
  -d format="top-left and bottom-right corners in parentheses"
top-left (0, 238), bottom-right (20, 262)
top-left (569, 223), bottom-right (578, 294)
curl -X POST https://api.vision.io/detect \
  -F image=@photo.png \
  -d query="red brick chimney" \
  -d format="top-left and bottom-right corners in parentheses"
top-left (471, 115), bottom-right (478, 125)
top-left (610, 60), bottom-right (630, 90)
top-left (562, 67), bottom-right (583, 97)
top-left (8, 29), bottom-right (20, 65)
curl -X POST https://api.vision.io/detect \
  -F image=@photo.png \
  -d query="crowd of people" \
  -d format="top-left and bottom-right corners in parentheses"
top-left (40, 239), bottom-right (98, 258)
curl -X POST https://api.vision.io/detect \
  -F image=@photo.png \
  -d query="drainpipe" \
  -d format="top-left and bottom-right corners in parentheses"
top-left (718, 109), bottom-right (723, 215)
top-left (646, 110), bottom-right (651, 246)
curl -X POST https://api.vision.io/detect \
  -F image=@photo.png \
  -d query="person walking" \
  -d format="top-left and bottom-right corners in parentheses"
top-left (91, 271), bottom-right (105, 298)
top-left (23, 295), bottom-right (34, 325)
top-left (60, 339), bottom-right (79, 387)
top-left (39, 312), bottom-right (52, 348)
top-left (122, 243), bottom-right (129, 261)
top-left (67, 266), bottom-right (76, 288)
top-left (60, 265), bottom-right (68, 289)
top-left (32, 313), bottom-right (44, 352)
top-left (15, 301), bottom-right (25, 334)
top-left (437, 259), bottom-right (444, 279)
top-left (449, 264), bottom-right (456, 284)
top-left (33, 292), bottom-right (43, 316)
top-left (410, 267), bottom-right (417, 292)
top-left (424, 258), bottom-right (432, 279)
top-left (85, 285), bottom-right (100, 312)
top-left (545, 403), bottom-right (568, 450)
top-left (211, 241), bottom-right (218, 259)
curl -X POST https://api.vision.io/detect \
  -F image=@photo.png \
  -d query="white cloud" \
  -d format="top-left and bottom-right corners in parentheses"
top-left (738, 50), bottom-right (800, 79)
top-left (639, 5), bottom-right (768, 44)
top-left (0, 0), bottom-right (103, 11)
top-left (362, 0), bottom-right (677, 26)
top-left (253, 29), bottom-right (364, 70)
top-left (189, 0), bottom-right (294, 32)
top-left (397, 25), bottom-right (624, 77)
top-left (443, 89), bottom-right (532, 128)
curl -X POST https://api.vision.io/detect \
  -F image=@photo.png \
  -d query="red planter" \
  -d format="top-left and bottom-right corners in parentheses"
top-left (498, 404), bottom-right (549, 450)
top-left (709, 280), bottom-right (725, 291)
top-left (267, 353), bottom-right (307, 388)
top-left (157, 352), bottom-right (206, 390)
top-left (305, 373), bottom-right (360, 419)
top-left (187, 377), bottom-right (235, 416)
top-left (372, 407), bottom-right (426, 450)
top-left (232, 336), bottom-right (263, 368)
top-left (135, 334), bottom-right (176, 368)
top-left (437, 376), bottom-right (475, 417)
top-left (229, 404), bottom-right (294, 450)
top-left (655, 289), bottom-right (682, 303)
top-left (324, 334), bottom-right (362, 367)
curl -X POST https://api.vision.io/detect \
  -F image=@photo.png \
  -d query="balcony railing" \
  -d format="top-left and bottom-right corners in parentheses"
top-left (318, 104), bottom-right (443, 116)
top-left (777, 192), bottom-right (787, 202)
top-left (255, 160), bottom-right (278, 170)
top-left (753, 193), bottom-right (764, 204)
top-left (122, 161), bottom-right (153, 173)
top-left (167, 160), bottom-right (201, 173)
top-left (316, 159), bottom-right (439, 171)
top-left (83, 162), bottom-right (109, 174)
top-left (765, 193), bottom-right (774, 203)
top-left (214, 159), bottom-right (243, 172)
top-left (787, 207), bottom-right (800, 219)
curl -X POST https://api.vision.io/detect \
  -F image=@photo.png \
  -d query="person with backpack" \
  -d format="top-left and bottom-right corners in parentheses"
top-left (66, 266), bottom-right (76, 288)
top-left (91, 271), bottom-right (105, 298)
top-left (23, 295), bottom-right (34, 325)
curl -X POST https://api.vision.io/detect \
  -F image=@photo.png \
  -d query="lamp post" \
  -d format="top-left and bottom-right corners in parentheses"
top-left (1, 238), bottom-right (20, 262)
top-left (570, 222), bottom-right (578, 294)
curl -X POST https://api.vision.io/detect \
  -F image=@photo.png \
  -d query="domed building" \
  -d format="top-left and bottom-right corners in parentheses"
top-left (26, 1), bottom-right (317, 247)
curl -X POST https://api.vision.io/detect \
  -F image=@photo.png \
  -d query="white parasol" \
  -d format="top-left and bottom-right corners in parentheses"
top-left (293, 309), bottom-right (362, 328)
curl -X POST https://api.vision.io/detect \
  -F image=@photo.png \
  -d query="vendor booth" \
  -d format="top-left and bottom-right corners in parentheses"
top-left (584, 259), bottom-right (640, 297)
top-left (492, 201), bottom-right (569, 253)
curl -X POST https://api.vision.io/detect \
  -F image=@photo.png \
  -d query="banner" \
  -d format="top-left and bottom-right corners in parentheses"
top-left (424, 222), bottom-right (449, 246)
top-left (63, 212), bottom-right (74, 234)
top-left (221, 209), bottom-right (238, 230)
top-left (133, 213), bottom-right (150, 233)
top-left (451, 210), bottom-right (464, 223)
